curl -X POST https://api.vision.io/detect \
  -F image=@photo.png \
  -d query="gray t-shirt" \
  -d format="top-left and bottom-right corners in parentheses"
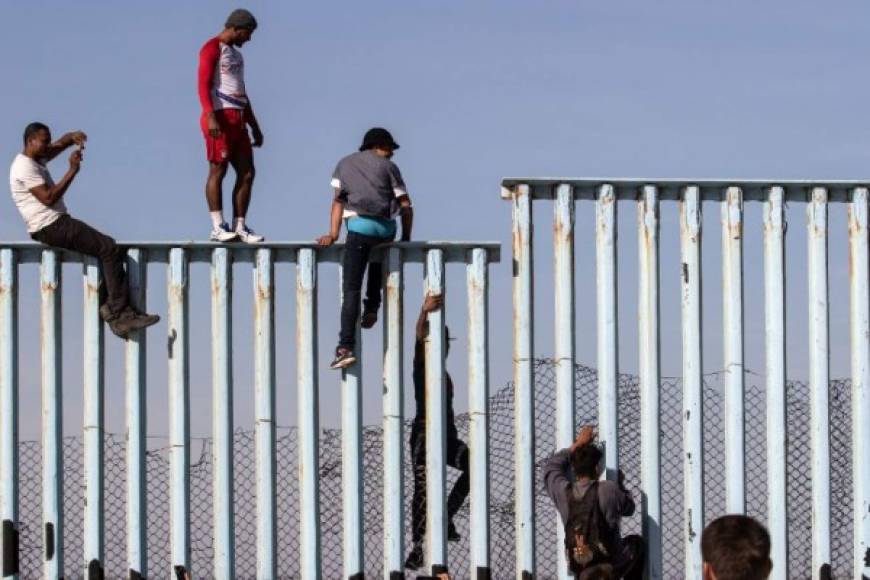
top-left (541, 447), bottom-right (635, 567)
top-left (330, 150), bottom-right (408, 220)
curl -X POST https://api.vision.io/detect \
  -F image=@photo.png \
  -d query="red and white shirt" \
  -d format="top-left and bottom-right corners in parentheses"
top-left (198, 37), bottom-right (248, 113)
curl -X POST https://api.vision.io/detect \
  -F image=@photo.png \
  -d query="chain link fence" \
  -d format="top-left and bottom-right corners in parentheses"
top-left (12, 361), bottom-right (852, 579)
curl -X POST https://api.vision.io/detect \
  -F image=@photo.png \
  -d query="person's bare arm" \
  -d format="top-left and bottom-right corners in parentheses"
top-left (316, 190), bottom-right (345, 246)
top-left (43, 131), bottom-right (86, 162)
top-left (570, 425), bottom-right (595, 453)
top-left (398, 196), bottom-right (413, 241)
top-left (29, 150), bottom-right (81, 206)
top-left (245, 103), bottom-right (263, 147)
top-left (416, 293), bottom-right (443, 341)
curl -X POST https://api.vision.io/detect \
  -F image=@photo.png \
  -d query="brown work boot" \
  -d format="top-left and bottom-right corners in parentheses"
top-left (106, 306), bottom-right (160, 339)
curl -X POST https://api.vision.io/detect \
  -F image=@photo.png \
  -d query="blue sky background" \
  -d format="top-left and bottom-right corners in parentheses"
top-left (3, 1), bottom-right (870, 441)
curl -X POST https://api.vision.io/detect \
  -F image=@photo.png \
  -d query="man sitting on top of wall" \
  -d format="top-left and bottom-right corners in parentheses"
top-left (8, 123), bottom-right (160, 339)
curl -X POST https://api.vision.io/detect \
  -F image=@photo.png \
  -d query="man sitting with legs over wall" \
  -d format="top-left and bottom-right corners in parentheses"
top-left (9, 123), bottom-right (160, 338)
top-left (542, 426), bottom-right (644, 579)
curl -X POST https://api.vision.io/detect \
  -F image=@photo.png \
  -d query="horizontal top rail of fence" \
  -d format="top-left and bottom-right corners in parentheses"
top-left (501, 177), bottom-right (870, 201)
top-left (0, 240), bottom-right (501, 265)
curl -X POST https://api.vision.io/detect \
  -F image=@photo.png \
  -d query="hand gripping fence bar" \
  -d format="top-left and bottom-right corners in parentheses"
top-left (0, 241), bottom-right (498, 580)
top-left (502, 177), bottom-right (870, 580)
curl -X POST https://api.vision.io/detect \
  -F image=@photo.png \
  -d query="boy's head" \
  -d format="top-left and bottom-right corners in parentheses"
top-left (702, 515), bottom-right (772, 580)
top-left (360, 127), bottom-right (399, 157)
top-left (570, 443), bottom-right (602, 480)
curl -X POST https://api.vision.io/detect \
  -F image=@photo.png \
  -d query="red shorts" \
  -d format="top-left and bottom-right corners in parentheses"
top-left (201, 108), bottom-right (253, 164)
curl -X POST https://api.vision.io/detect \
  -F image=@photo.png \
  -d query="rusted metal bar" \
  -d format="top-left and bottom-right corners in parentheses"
top-left (511, 184), bottom-right (536, 578)
top-left (849, 187), bottom-right (870, 579)
top-left (211, 248), bottom-right (234, 579)
top-left (722, 186), bottom-right (745, 514)
top-left (382, 247), bottom-right (404, 578)
top-left (424, 249), bottom-right (448, 572)
top-left (638, 185), bottom-right (662, 580)
top-left (807, 187), bottom-right (831, 575)
top-left (168, 248), bottom-right (190, 575)
top-left (679, 186), bottom-right (703, 578)
top-left (254, 249), bottom-right (277, 579)
top-left (763, 187), bottom-right (788, 580)
top-left (296, 248), bottom-right (321, 580)
top-left (0, 249), bottom-right (18, 580)
top-left (467, 248), bottom-right (490, 579)
top-left (83, 257), bottom-right (105, 575)
top-left (553, 184), bottom-right (575, 580)
top-left (596, 184), bottom-right (618, 480)
top-left (41, 249), bottom-right (63, 580)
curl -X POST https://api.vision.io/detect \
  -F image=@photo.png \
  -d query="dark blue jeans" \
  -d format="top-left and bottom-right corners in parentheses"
top-left (338, 231), bottom-right (391, 350)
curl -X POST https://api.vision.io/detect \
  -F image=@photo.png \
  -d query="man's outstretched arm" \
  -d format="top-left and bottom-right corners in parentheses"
top-left (416, 293), bottom-right (443, 341)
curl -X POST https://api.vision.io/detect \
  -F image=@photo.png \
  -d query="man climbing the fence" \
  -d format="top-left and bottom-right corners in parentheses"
top-left (405, 293), bottom-right (470, 570)
top-left (318, 127), bottom-right (413, 369)
top-left (9, 123), bottom-right (160, 339)
top-left (542, 425), bottom-right (644, 579)
top-left (198, 8), bottom-right (265, 243)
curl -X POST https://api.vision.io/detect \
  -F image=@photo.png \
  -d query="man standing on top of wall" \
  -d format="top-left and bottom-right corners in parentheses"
top-left (198, 8), bottom-right (265, 243)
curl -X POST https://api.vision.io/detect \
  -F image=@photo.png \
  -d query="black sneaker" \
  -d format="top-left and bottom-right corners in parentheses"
top-left (404, 543), bottom-right (423, 570)
top-left (330, 348), bottom-right (357, 369)
top-left (361, 310), bottom-right (378, 329)
top-left (447, 522), bottom-right (461, 542)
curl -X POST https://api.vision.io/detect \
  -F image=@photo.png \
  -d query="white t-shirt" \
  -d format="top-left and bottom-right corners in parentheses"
top-left (8, 154), bottom-right (67, 233)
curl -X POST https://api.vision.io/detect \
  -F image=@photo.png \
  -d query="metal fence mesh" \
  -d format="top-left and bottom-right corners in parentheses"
top-left (12, 361), bottom-right (853, 579)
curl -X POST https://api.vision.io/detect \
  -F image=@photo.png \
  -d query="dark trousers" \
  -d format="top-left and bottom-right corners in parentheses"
top-left (338, 231), bottom-right (389, 350)
top-left (614, 534), bottom-right (644, 580)
top-left (32, 215), bottom-right (129, 316)
top-left (410, 420), bottom-right (470, 544)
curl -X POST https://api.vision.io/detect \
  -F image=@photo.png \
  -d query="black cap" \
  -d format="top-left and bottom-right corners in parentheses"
top-left (359, 127), bottom-right (399, 152)
top-left (226, 8), bottom-right (257, 31)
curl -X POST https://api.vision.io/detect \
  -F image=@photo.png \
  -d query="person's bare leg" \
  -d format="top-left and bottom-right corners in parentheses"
top-left (230, 153), bottom-right (255, 220)
top-left (206, 162), bottom-right (228, 212)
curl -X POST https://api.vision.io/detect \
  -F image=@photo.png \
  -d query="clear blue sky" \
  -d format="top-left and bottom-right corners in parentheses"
top-left (3, 1), bottom-right (869, 440)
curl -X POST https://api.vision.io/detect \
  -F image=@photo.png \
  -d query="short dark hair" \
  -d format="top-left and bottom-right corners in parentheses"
top-left (578, 564), bottom-right (614, 580)
top-left (23, 122), bottom-right (49, 146)
top-left (702, 515), bottom-right (772, 580)
top-left (571, 444), bottom-right (602, 479)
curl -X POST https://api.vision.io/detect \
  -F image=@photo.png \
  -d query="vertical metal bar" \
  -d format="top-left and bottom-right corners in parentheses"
top-left (382, 248), bottom-right (404, 578)
top-left (638, 185), bottom-right (662, 580)
top-left (467, 248), bottom-right (490, 579)
top-left (679, 186), bottom-right (704, 578)
top-left (850, 187), bottom-right (870, 580)
top-left (511, 184), bottom-right (535, 578)
top-left (424, 249), bottom-right (447, 573)
top-left (807, 187), bottom-right (831, 574)
top-left (83, 257), bottom-right (104, 575)
top-left (763, 187), bottom-right (788, 580)
top-left (553, 184), bottom-right (575, 580)
top-left (0, 249), bottom-right (18, 580)
top-left (41, 249), bottom-right (63, 580)
top-left (340, 265), bottom-right (364, 579)
top-left (212, 248), bottom-right (234, 580)
top-left (126, 248), bottom-right (148, 580)
top-left (296, 248), bottom-right (321, 580)
top-left (721, 186), bottom-right (745, 514)
top-left (596, 184), bottom-right (619, 480)
top-left (254, 249), bottom-right (277, 580)
top-left (168, 248), bottom-right (190, 575)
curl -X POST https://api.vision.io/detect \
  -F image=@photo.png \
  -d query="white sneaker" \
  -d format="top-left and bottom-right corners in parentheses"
top-left (236, 224), bottom-right (265, 243)
top-left (210, 222), bottom-right (239, 242)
